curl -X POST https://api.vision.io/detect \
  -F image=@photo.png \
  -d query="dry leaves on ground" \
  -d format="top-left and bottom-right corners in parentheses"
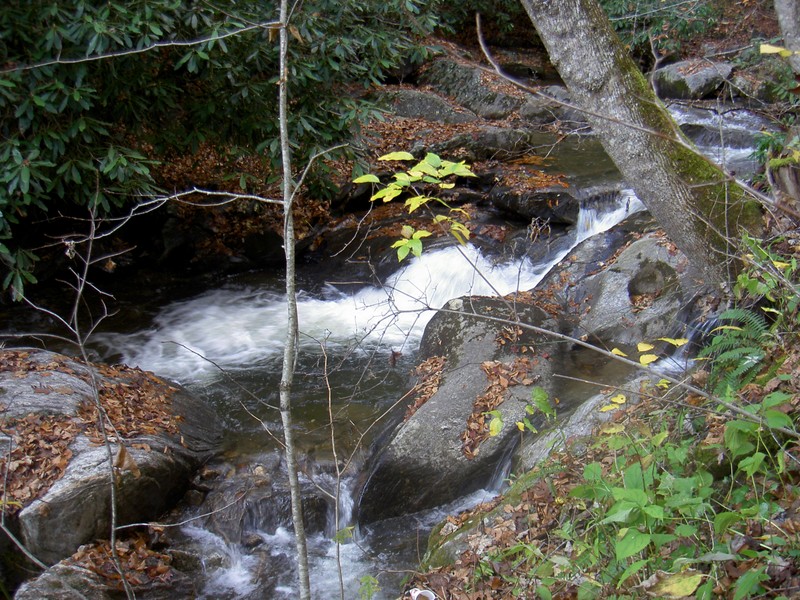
top-left (0, 350), bottom-right (182, 515)
top-left (462, 357), bottom-right (535, 459)
top-left (70, 531), bottom-right (176, 589)
top-left (406, 356), bottom-right (447, 420)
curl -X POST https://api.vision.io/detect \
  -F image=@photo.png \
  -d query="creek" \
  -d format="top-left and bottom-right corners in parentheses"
top-left (3, 104), bottom-right (772, 599)
top-left (88, 193), bottom-right (643, 599)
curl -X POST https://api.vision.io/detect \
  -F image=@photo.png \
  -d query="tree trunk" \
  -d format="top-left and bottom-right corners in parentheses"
top-left (278, 0), bottom-right (311, 597)
top-left (775, 0), bottom-right (800, 75)
top-left (519, 0), bottom-right (762, 286)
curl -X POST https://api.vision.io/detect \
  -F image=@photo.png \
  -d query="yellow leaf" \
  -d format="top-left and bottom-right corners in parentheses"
top-left (637, 342), bottom-right (654, 352)
top-left (516, 421), bottom-right (525, 431)
top-left (600, 423), bottom-right (625, 434)
top-left (658, 337), bottom-right (689, 347)
top-left (611, 348), bottom-right (628, 357)
top-left (599, 404), bottom-right (618, 412)
top-left (638, 569), bottom-right (705, 598)
top-left (639, 354), bottom-right (659, 366)
top-left (288, 25), bottom-right (304, 44)
top-left (772, 260), bottom-right (791, 269)
top-left (760, 43), bottom-right (795, 58)
top-left (610, 394), bottom-right (626, 404)
top-left (657, 379), bottom-right (670, 389)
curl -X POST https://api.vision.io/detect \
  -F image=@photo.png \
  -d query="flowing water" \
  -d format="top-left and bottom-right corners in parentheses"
top-left (4, 104), bottom-right (767, 598)
top-left (89, 192), bottom-right (645, 598)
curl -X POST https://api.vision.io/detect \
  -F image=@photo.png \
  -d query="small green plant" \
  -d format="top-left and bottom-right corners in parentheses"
top-left (516, 385), bottom-right (556, 434)
top-left (353, 151), bottom-right (475, 260)
top-left (358, 575), bottom-right (381, 600)
top-left (698, 307), bottom-right (773, 396)
top-left (737, 234), bottom-right (799, 327)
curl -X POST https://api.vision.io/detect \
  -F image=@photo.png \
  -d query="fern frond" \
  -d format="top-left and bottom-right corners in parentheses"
top-left (716, 308), bottom-right (769, 339)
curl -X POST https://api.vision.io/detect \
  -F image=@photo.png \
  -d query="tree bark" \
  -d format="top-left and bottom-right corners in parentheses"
top-left (519, 0), bottom-right (762, 286)
top-left (775, 0), bottom-right (800, 76)
top-left (278, 0), bottom-right (311, 597)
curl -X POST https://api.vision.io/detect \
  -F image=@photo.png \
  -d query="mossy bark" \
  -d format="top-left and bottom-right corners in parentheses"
top-left (520, 0), bottom-right (762, 286)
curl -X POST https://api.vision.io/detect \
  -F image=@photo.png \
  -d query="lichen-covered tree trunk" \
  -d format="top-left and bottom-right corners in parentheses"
top-left (775, 0), bottom-right (800, 75)
top-left (519, 0), bottom-right (761, 285)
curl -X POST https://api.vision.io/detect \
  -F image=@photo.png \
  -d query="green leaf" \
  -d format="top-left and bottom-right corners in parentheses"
top-left (582, 461), bottom-right (603, 482)
top-left (405, 195), bottom-right (428, 212)
top-left (396, 243), bottom-right (411, 261)
top-left (353, 174), bottom-right (380, 184)
top-left (674, 523), bottom-right (697, 537)
top-left (714, 512), bottom-right (742, 535)
top-left (738, 451), bottom-right (766, 477)
top-left (764, 409), bottom-right (793, 429)
top-left (615, 528), bottom-right (650, 561)
top-left (487, 411), bottom-right (503, 436)
top-left (370, 186), bottom-right (402, 203)
top-left (424, 152), bottom-right (442, 168)
top-left (409, 160), bottom-right (439, 178)
top-left (642, 504), bottom-right (666, 520)
top-left (378, 151), bottom-right (415, 161)
top-left (618, 559), bottom-right (650, 587)
top-left (733, 568), bottom-right (768, 600)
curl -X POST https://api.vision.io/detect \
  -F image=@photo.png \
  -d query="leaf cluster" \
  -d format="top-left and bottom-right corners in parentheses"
top-left (354, 151), bottom-right (475, 261)
top-left (600, 0), bottom-right (719, 58)
top-left (0, 0), bottom-right (441, 297)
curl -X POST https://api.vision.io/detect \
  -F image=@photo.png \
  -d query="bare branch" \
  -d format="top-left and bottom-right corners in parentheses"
top-left (2, 22), bottom-right (279, 74)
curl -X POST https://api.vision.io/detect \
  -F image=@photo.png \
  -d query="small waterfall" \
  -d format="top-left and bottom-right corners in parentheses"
top-left (86, 190), bottom-right (649, 599)
top-left (576, 189), bottom-right (643, 242)
top-left (96, 192), bottom-right (645, 383)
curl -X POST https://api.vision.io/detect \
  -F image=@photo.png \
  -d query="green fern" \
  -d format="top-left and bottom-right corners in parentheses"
top-left (699, 308), bottom-right (772, 396)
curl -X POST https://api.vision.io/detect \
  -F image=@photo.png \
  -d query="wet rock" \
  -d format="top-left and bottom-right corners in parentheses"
top-left (357, 213), bottom-right (707, 524)
top-left (489, 185), bottom-right (580, 224)
top-left (14, 561), bottom-right (197, 600)
top-left (189, 454), bottom-right (330, 545)
top-left (653, 60), bottom-right (733, 100)
top-left (379, 89), bottom-right (478, 124)
top-left (419, 58), bottom-right (525, 120)
top-left (417, 126), bottom-right (551, 161)
top-left (520, 85), bottom-right (589, 129)
top-left (357, 296), bottom-right (563, 524)
top-left (0, 349), bottom-right (221, 568)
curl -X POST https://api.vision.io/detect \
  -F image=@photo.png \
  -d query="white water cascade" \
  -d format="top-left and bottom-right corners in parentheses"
top-left (101, 192), bottom-right (643, 384)
top-left (92, 192), bottom-right (644, 599)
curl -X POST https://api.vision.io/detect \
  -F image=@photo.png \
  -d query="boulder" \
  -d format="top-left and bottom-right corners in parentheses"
top-left (0, 349), bottom-right (221, 568)
top-left (14, 561), bottom-right (197, 600)
top-left (357, 296), bottom-right (564, 524)
top-left (653, 60), bottom-right (733, 100)
top-left (416, 126), bottom-right (553, 162)
top-left (357, 214), bottom-right (704, 524)
top-left (419, 58), bottom-right (525, 120)
top-left (520, 85), bottom-right (589, 129)
top-left (379, 89), bottom-right (478, 124)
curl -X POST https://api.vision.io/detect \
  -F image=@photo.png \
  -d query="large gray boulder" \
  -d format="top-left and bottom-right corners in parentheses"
top-left (357, 215), bottom-right (703, 523)
top-left (357, 296), bottom-right (563, 524)
top-left (419, 58), bottom-right (525, 120)
top-left (14, 561), bottom-right (197, 600)
top-left (653, 60), bottom-right (733, 99)
top-left (379, 88), bottom-right (478, 124)
top-left (0, 349), bottom-right (221, 568)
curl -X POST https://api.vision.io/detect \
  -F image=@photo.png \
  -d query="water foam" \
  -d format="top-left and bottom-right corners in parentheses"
top-left (98, 193), bottom-right (643, 383)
